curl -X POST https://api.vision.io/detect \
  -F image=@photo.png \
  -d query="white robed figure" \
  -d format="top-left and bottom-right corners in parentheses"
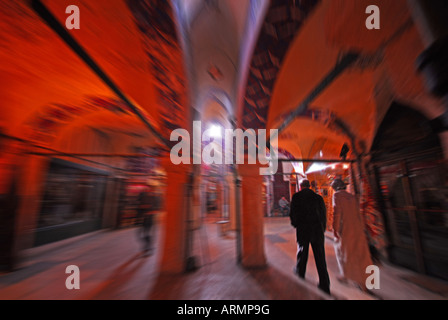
top-left (331, 179), bottom-right (373, 291)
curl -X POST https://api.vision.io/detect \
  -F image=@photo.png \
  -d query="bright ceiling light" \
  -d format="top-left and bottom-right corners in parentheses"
top-left (305, 162), bottom-right (328, 174)
top-left (209, 124), bottom-right (222, 138)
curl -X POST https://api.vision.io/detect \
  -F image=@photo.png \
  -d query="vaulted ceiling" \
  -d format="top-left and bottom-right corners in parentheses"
top-left (267, 0), bottom-right (446, 163)
top-left (0, 0), bottom-right (188, 155)
top-left (1, 0), bottom-right (444, 167)
top-left (172, 0), bottom-right (268, 130)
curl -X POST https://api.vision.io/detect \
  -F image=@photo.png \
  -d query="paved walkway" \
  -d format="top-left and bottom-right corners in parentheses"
top-left (0, 216), bottom-right (447, 300)
top-left (265, 218), bottom-right (448, 300)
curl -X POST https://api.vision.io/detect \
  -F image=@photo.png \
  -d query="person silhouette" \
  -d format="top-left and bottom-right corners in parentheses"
top-left (331, 178), bottom-right (373, 292)
top-left (136, 187), bottom-right (155, 255)
top-left (290, 180), bottom-right (330, 295)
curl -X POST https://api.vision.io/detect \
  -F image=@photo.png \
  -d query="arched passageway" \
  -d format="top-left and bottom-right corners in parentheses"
top-left (369, 102), bottom-right (448, 280)
top-left (1, 0), bottom-right (448, 299)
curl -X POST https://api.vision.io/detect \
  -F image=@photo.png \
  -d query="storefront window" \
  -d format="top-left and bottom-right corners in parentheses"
top-left (38, 160), bottom-right (107, 229)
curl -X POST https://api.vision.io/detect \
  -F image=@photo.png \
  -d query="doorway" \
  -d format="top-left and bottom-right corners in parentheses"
top-left (371, 102), bottom-right (448, 280)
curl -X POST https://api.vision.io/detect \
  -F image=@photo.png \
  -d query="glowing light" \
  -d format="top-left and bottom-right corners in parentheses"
top-left (209, 124), bottom-right (222, 138)
top-left (306, 162), bottom-right (328, 174)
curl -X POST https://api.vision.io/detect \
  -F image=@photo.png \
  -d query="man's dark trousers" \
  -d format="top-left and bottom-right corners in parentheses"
top-left (296, 226), bottom-right (330, 295)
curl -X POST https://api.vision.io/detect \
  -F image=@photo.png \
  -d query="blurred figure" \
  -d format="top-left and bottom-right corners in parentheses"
top-left (290, 180), bottom-right (330, 295)
top-left (136, 187), bottom-right (156, 255)
top-left (331, 179), bottom-right (373, 292)
top-left (279, 196), bottom-right (289, 216)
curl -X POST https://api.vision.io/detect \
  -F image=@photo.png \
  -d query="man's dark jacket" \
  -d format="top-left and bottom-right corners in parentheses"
top-left (289, 188), bottom-right (327, 236)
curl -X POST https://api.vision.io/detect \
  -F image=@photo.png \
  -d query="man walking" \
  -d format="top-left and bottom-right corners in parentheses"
top-left (279, 196), bottom-right (290, 216)
top-left (136, 187), bottom-right (156, 255)
top-left (290, 180), bottom-right (330, 295)
top-left (331, 178), bottom-right (372, 292)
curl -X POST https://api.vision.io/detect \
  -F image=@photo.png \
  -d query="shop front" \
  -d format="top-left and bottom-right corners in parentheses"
top-left (35, 158), bottom-right (108, 246)
top-left (370, 102), bottom-right (448, 281)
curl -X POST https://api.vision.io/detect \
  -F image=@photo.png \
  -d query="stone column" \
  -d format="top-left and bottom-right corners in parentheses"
top-left (13, 153), bottom-right (49, 267)
top-left (408, 1), bottom-right (448, 157)
top-left (101, 176), bottom-right (120, 229)
top-left (191, 166), bottom-right (202, 230)
top-left (238, 164), bottom-right (266, 268)
top-left (159, 159), bottom-right (192, 274)
top-left (216, 180), bottom-right (222, 217)
top-left (225, 174), bottom-right (236, 230)
top-left (0, 142), bottom-right (22, 271)
top-left (408, 0), bottom-right (448, 100)
top-left (407, 0), bottom-right (448, 46)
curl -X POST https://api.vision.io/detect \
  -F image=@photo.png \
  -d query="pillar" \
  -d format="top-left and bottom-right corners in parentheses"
top-left (408, 0), bottom-right (448, 100)
top-left (216, 180), bottom-right (222, 217)
top-left (238, 164), bottom-right (266, 268)
top-left (101, 177), bottom-right (120, 229)
top-left (191, 165), bottom-right (202, 230)
top-left (13, 153), bottom-right (49, 268)
top-left (0, 141), bottom-right (21, 271)
top-left (407, 0), bottom-right (448, 46)
top-left (408, 0), bottom-right (448, 159)
top-left (225, 174), bottom-right (237, 230)
top-left (159, 159), bottom-right (192, 274)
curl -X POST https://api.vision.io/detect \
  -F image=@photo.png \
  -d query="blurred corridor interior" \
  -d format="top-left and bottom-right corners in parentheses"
top-left (0, 0), bottom-right (448, 299)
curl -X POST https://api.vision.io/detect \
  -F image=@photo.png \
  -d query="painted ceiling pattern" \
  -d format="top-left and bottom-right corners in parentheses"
top-left (25, 97), bottom-right (149, 145)
top-left (242, 0), bottom-right (320, 131)
top-left (275, 108), bottom-right (349, 142)
top-left (125, 146), bottom-right (160, 174)
top-left (23, 0), bottom-right (185, 151)
top-left (127, 0), bottom-right (187, 135)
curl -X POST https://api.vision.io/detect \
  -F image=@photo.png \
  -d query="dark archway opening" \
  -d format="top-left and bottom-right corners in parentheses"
top-left (370, 102), bottom-right (448, 281)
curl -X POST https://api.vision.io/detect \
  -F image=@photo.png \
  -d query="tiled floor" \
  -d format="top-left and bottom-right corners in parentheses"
top-left (265, 217), bottom-right (448, 300)
top-left (0, 216), bottom-right (447, 300)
